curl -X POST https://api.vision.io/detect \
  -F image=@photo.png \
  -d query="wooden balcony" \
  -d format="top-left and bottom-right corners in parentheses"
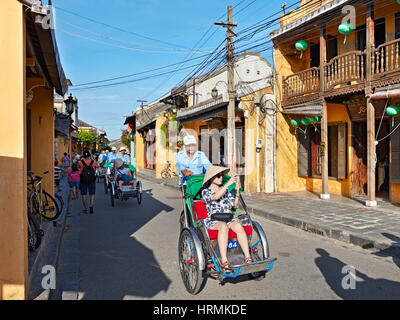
top-left (282, 39), bottom-right (400, 106)
top-left (372, 38), bottom-right (400, 88)
top-left (282, 68), bottom-right (320, 105)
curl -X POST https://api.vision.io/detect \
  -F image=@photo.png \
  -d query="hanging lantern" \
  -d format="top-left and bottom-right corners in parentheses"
top-left (291, 119), bottom-right (300, 127)
top-left (312, 116), bottom-right (321, 123)
top-left (301, 117), bottom-right (311, 125)
top-left (398, 0), bottom-right (400, 4)
top-left (386, 105), bottom-right (400, 116)
top-left (338, 22), bottom-right (354, 44)
top-left (295, 40), bottom-right (308, 58)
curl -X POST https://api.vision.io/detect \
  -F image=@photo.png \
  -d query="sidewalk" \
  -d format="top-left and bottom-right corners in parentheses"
top-left (136, 169), bottom-right (400, 257)
top-left (28, 176), bottom-right (70, 300)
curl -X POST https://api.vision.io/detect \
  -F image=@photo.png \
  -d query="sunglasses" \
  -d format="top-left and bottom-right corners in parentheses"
top-left (215, 173), bottom-right (224, 178)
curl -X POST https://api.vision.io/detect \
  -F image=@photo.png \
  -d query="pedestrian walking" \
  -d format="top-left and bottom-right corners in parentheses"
top-left (62, 152), bottom-right (70, 175)
top-left (78, 149), bottom-right (99, 214)
top-left (68, 162), bottom-right (80, 200)
top-left (54, 159), bottom-right (62, 192)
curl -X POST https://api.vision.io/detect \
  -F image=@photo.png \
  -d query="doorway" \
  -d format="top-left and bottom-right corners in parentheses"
top-left (351, 120), bottom-right (390, 198)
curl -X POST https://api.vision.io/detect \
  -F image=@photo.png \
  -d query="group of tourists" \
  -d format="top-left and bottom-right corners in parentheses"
top-left (63, 146), bottom-right (131, 214)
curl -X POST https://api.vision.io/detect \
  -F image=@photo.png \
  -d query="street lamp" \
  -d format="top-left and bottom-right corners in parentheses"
top-left (63, 93), bottom-right (78, 167)
top-left (64, 93), bottom-right (77, 116)
top-left (211, 80), bottom-right (228, 99)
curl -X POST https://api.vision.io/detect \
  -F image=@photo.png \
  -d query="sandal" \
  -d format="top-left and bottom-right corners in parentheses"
top-left (244, 257), bottom-right (253, 264)
top-left (221, 261), bottom-right (233, 274)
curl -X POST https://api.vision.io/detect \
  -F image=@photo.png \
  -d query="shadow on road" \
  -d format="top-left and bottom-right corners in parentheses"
top-left (78, 184), bottom-right (174, 299)
top-left (315, 248), bottom-right (400, 300)
top-left (372, 233), bottom-right (400, 270)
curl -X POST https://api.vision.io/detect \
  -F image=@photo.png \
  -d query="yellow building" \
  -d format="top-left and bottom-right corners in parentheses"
top-left (159, 52), bottom-right (276, 192)
top-left (0, 0), bottom-right (68, 299)
top-left (271, 0), bottom-right (400, 205)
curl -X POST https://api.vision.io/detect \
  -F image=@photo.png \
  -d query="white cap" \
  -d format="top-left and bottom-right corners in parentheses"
top-left (111, 147), bottom-right (117, 151)
top-left (120, 146), bottom-right (126, 151)
top-left (183, 135), bottom-right (197, 146)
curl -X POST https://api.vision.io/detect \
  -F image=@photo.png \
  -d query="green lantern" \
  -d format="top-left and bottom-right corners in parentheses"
top-left (291, 118), bottom-right (300, 127)
top-left (386, 105), bottom-right (400, 116)
top-left (398, 0), bottom-right (400, 4)
top-left (295, 40), bottom-right (308, 58)
top-left (338, 22), bottom-right (354, 44)
top-left (312, 116), bottom-right (321, 123)
top-left (301, 117), bottom-right (311, 125)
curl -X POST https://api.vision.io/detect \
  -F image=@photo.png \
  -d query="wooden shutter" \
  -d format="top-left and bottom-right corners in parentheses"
top-left (337, 123), bottom-right (347, 180)
top-left (310, 127), bottom-right (321, 176)
top-left (298, 130), bottom-right (311, 177)
top-left (392, 117), bottom-right (400, 183)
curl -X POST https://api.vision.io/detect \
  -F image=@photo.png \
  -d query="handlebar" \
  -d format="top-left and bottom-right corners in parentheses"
top-left (27, 170), bottom-right (50, 184)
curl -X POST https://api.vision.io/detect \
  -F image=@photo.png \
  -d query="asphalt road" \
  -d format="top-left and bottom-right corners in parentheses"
top-left (75, 178), bottom-right (400, 300)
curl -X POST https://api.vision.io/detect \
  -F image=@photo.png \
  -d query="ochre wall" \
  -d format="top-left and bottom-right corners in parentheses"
top-left (134, 131), bottom-right (145, 170)
top-left (241, 87), bottom-right (274, 193)
top-left (276, 103), bottom-right (352, 196)
top-left (0, 0), bottom-right (27, 300)
top-left (27, 86), bottom-right (55, 197)
top-left (56, 134), bottom-right (69, 162)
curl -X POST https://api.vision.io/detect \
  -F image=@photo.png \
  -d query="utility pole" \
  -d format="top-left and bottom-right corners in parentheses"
top-left (137, 99), bottom-right (148, 123)
top-left (215, 5), bottom-right (237, 172)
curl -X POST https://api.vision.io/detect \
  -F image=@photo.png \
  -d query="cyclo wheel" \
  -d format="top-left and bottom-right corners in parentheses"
top-left (248, 222), bottom-right (269, 280)
top-left (104, 176), bottom-right (108, 194)
top-left (136, 181), bottom-right (142, 204)
top-left (178, 229), bottom-right (203, 295)
top-left (110, 184), bottom-right (115, 207)
top-left (40, 191), bottom-right (61, 221)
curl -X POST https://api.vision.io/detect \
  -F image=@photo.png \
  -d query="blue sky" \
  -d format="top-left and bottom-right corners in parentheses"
top-left (50, 0), bottom-right (288, 140)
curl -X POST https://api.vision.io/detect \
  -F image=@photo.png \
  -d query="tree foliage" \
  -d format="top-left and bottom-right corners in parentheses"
top-left (77, 130), bottom-right (96, 144)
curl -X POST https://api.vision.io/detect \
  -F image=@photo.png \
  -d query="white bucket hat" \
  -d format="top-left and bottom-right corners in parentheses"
top-left (202, 165), bottom-right (230, 186)
top-left (111, 146), bottom-right (117, 151)
top-left (183, 135), bottom-right (197, 146)
top-left (119, 146), bottom-right (127, 152)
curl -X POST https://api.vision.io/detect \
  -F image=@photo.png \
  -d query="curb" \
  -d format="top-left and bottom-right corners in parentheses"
top-left (137, 171), bottom-right (400, 258)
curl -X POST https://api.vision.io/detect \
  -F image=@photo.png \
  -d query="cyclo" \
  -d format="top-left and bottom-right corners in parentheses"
top-left (178, 174), bottom-right (276, 294)
top-left (107, 159), bottom-right (142, 207)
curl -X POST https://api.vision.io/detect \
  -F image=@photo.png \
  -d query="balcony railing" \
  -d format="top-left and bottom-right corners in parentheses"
top-left (282, 39), bottom-right (400, 105)
top-left (283, 67), bottom-right (320, 101)
top-left (325, 51), bottom-right (365, 90)
top-left (373, 38), bottom-right (400, 78)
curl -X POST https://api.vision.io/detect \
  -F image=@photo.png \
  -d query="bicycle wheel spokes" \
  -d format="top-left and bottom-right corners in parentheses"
top-left (41, 191), bottom-right (61, 220)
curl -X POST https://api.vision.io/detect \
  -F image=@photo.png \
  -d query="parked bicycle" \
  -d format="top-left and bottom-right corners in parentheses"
top-left (27, 170), bottom-right (61, 251)
top-left (161, 161), bottom-right (179, 178)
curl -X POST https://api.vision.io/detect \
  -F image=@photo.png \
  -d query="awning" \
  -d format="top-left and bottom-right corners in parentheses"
top-left (371, 84), bottom-right (400, 100)
top-left (25, 1), bottom-right (68, 96)
top-left (270, 0), bottom-right (352, 41)
top-left (282, 100), bottom-right (322, 115)
top-left (176, 101), bottom-right (230, 123)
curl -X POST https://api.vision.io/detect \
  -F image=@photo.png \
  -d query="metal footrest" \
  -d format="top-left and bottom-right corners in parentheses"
top-left (230, 257), bottom-right (276, 276)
